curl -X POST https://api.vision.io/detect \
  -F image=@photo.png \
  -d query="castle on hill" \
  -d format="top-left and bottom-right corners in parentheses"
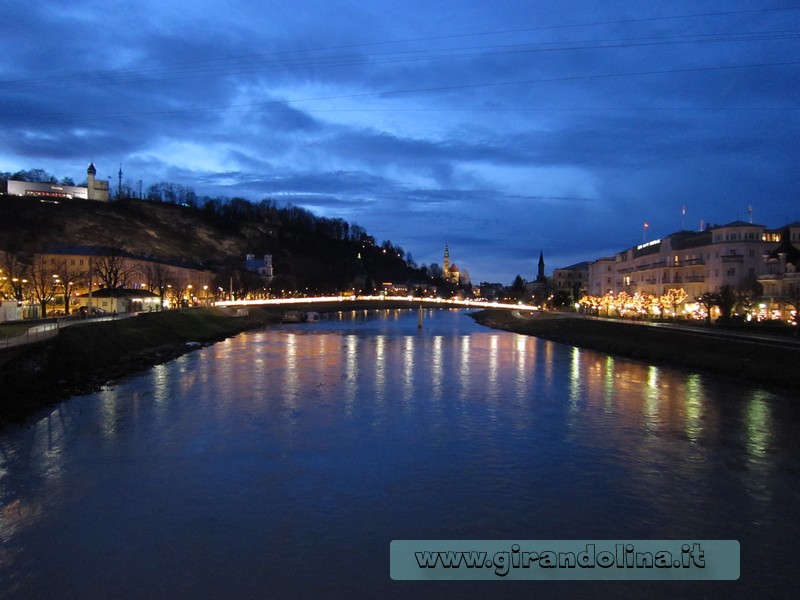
top-left (1, 163), bottom-right (109, 201)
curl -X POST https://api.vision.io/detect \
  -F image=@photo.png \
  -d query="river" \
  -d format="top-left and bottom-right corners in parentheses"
top-left (0, 308), bottom-right (797, 599)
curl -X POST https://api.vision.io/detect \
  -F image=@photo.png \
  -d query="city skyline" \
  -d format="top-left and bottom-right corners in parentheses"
top-left (2, 0), bottom-right (799, 283)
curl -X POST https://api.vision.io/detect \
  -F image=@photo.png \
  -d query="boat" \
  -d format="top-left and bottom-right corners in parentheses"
top-left (304, 311), bottom-right (320, 323)
top-left (281, 311), bottom-right (303, 323)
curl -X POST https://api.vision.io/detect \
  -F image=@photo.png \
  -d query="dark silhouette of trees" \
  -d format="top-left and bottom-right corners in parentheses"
top-left (716, 285), bottom-right (737, 322)
top-left (28, 255), bottom-right (58, 318)
top-left (696, 292), bottom-right (718, 324)
top-left (4, 169), bottom-right (57, 183)
top-left (780, 283), bottom-right (800, 324)
top-left (94, 248), bottom-right (139, 290)
top-left (52, 258), bottom-right (86, 315)
top-left (142, 261), bottom-right (173, 310)
top-left (145, 182), bottom-right (198, 206)
top-left (510, 275), bottom-right (526, 299)
top-left (1, 252), bottom-right (29, 302)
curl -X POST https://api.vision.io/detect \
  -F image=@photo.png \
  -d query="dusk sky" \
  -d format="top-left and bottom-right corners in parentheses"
top-left (3, 1), bottom-right (799, 284)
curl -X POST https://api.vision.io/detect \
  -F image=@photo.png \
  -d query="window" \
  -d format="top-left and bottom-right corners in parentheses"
top-left (727, 267), bottom-right (736, 277)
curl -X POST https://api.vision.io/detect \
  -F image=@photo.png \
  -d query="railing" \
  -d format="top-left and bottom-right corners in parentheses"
top-left (0, 313), bottom-right (132, 349)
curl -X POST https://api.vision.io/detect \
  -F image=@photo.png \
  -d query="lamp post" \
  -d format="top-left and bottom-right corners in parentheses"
top-left (52, 274), bottom-right (60, 318)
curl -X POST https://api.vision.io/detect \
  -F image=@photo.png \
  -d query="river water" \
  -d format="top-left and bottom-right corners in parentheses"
top-left (0, 309), bottom-right (797, 599)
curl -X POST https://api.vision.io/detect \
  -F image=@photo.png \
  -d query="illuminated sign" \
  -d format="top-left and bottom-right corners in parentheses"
top-left (636, 239), bottom-right (661, 251)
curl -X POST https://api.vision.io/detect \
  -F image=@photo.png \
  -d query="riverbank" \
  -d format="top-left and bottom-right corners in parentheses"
top-left (470, 309), bottom-right (800, 390)
top-left (0, 307), bottom-right (286, 427)
top-left (0, 300), bottom-right (455, 427)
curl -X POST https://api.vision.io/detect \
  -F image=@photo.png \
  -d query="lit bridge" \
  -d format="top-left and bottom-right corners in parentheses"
top-left (215, 295), bottom-right (540, 312)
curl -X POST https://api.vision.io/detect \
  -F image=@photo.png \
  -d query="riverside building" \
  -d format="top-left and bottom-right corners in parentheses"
top-left (586, 220), bottom-right (800, 318)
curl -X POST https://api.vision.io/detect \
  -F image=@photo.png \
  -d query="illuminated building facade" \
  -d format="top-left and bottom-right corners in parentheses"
top-left (1, 163), bottom-right (109, 201)
top-left (586, 221), bottom-right (800, 301)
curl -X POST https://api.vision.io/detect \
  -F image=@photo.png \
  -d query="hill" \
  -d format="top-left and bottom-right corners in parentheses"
top-left (0, 195), bottom-right (425, 293)
top-left (0, 195), bottom-right (249, 263)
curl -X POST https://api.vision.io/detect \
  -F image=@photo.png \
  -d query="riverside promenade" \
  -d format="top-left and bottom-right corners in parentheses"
top-left (0, 314), bottom-right (130, 349)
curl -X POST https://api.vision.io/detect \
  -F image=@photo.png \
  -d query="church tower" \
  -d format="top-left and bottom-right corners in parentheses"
top-left (443, 244), bottom-right (451, 280)
top-left (536, 251), bottom-right (547, 283)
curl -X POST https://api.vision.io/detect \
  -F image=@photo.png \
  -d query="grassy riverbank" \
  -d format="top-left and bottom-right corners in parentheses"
top-left (470, 310), bottom-right (800, 390)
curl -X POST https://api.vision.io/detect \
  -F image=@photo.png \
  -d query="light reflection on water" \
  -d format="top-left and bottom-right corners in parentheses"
top-left (0, 308), bottom-right (798, 599)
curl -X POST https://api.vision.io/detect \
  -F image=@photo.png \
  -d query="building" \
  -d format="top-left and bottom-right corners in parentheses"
top-left (525, 251), bottom-right (550, 301)
top-left (36, 245), bottom-right (215, 308)
top-left (758, 226), bottom-right (800, 319)
top-left (0, 300), bottom-right (22, 322)
top-left (75, 288), bottom-right (160, 314)
top-left (584, 220), bottom-right (800, 316)
top-left (553, 261), bottom-right (589, 303)
top-left (442, 244), bottom-right (459, 284)
top-left (1, 163), bottom-right (109, 201)
top-left (243, 254), bottom-right (274, 284)
top-left (85, 163), bottom-right (110, 201)
top-left (441, 245), bottom-right (469, 285)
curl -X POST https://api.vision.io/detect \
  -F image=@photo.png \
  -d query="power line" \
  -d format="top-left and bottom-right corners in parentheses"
top-left (3, 6), bottom-right (800, 92)
top-left (8, 60), bottom-right (799, 123)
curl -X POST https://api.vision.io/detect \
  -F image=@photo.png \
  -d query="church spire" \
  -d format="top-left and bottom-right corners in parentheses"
top-left (536, 251), bottom-right (546, 283)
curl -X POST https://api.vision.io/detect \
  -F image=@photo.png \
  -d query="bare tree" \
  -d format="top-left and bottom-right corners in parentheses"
top-left (735, 276), bottom-right (762, 320)
top-left (28, 255), bottom-right (58, 318)
top-left (696, 292), bottom-right (718, 324)
top-left (95, 247), bottom-right (139, 290)
top-left (1, 251), bottom-right (29, 302)
top-left (52, 258), bottom-right (87, 315)
top-left (780, 283), bottom-right (800, 324)
top-left (142, 261), bottom-right (172, 310)
top-left (716, 285), bottom-right (737, 322)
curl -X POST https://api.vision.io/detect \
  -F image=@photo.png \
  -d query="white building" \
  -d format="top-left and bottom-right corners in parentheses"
top-left (1, 163), bottom-right (109, 201)
top-left (587, 221), bottom-right (800, 301)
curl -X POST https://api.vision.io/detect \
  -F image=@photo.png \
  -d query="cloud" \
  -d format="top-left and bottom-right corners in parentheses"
top-left (3, 1), bottom-right (800, 283)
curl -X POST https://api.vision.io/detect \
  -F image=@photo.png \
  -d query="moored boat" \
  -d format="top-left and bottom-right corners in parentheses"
top-left (281, 311), bottom-right (303, 323)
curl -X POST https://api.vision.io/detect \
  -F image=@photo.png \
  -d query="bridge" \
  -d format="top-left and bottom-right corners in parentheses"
top-left (214, 295), bottom-right (541, 312)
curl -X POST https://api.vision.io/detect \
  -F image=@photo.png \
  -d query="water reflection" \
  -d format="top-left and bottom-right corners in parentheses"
top-left (746, 391), bottom-right (772, 459)
top-left (0, 308), bottom-right (796, 599)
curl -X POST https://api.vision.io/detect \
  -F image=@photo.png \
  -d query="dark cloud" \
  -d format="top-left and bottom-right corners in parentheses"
top-left (2, 0), bottom-right (799, 283)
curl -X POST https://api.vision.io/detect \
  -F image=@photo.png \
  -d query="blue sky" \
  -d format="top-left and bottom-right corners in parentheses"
top-left (2, 0), bottom-right (799, 284)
